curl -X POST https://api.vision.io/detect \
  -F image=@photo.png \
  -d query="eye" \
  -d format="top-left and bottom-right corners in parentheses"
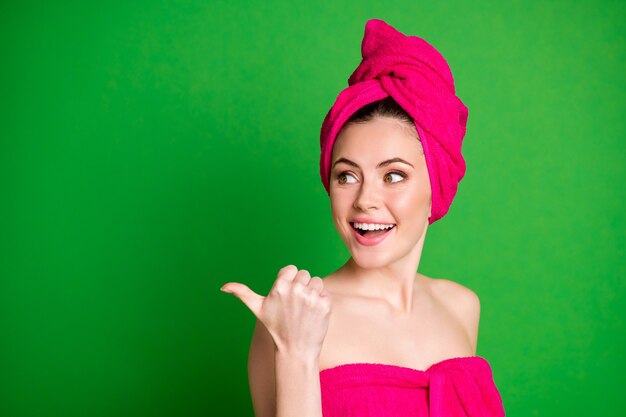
top-left (337, 172), bottom-right (357, 185)
top-left (383, 172), bottom-right (406, 184)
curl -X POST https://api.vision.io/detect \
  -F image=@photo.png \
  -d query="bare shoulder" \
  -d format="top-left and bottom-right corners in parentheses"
top-left (423, 275), bottom-right (481, 353)
top-left (427, 276), bottom-right (480, 311)
top-left (248, 319), bottom-right (276, 417)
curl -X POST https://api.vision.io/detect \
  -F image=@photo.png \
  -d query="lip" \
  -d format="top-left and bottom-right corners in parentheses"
top-left (350, 220), bottom-right (396, 247)
top-left (351, 217), bottom-right (396, 225)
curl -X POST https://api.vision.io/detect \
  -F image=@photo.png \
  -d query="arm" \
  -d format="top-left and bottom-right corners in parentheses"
top-left (274, 351), bottom-right (323, 417)
top-left (464, 290), bottom-right (480, 354)
top-left (225, 266), bottom-right (329, 417)
top-left (248, 311), bottom-right (325, 417)
top-left (433, 279), bottom-right (481, 355)
top-left (248, 319), bottom-right (276, 417)
top-left (449, 282), bottom-right (481, 354)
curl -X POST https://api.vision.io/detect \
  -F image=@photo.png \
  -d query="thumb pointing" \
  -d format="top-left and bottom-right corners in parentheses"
top-left (221, 282), bottom-right (264, 316)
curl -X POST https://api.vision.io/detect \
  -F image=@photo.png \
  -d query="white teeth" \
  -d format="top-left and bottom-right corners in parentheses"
top-left (352, 222), bottom-right (395, 230)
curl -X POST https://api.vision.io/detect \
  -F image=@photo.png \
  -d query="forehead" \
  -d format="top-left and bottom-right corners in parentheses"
top-left (331, 117), bottom-right (423, 162)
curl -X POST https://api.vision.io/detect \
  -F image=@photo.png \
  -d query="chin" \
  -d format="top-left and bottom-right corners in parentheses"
top-left (348, 248), bottom-right (402, 270)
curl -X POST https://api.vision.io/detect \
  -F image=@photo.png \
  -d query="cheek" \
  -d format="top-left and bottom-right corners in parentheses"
top-left (329, 184), bottom-right (358, 207)
top-left (329, 189), bottom-right (351, 222)
top-left (390, 184), bottom-right (431, 216)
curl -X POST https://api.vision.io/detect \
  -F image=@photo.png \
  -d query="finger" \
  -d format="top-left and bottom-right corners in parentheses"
top-left (277, 264), bottom-right (298, 282)
top-left (293, 269), bottom-right (311, 286)
top-left (270, 265), bottom-right (298, 292)
top-left (320, 287), bottom-right (331, 298)
top-left (307, 276), bottom-right (324, 293)
top-left (221, 282), bottom-right (264, 316)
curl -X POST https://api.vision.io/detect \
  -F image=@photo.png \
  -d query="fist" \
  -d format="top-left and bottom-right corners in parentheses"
top-left (221, 265), bottom-right (332, 359)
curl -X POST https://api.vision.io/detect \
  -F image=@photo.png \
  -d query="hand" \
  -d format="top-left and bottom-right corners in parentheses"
top-left (221, 265), bottom-right (332, 360)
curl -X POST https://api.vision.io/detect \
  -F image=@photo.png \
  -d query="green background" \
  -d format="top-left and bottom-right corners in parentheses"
top-left (1, 1), bottom-right (624, 416)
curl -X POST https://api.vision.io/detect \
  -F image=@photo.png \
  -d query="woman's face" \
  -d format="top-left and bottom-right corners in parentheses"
top-left (329, 116), bottom-right (432, 269)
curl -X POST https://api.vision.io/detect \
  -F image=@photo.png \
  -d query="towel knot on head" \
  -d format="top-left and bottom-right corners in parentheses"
top-left (319, 19), bottom-right (469, 224)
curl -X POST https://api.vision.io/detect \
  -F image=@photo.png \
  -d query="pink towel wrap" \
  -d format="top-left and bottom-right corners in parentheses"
top-left (319, 356), bottom-right (506, 417)
top-left (319, 19), bottom-right (469, 224)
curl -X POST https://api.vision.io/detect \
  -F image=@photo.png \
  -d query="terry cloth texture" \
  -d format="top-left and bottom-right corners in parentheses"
top-left (320, 19), bottom-right (469, 224)
top-left (319, 356), bottom-right (506, 417)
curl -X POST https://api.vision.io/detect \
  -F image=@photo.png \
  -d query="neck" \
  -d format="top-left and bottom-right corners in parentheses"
top-left (339, 230), bottom-right (427, 314)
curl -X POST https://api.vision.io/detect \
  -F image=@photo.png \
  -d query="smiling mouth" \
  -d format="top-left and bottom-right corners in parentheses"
top-left (350, 222), bottom-right (396, 237)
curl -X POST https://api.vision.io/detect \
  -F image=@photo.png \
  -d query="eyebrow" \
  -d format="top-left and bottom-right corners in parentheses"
top-left (332, 157), bottom-right (414, 169)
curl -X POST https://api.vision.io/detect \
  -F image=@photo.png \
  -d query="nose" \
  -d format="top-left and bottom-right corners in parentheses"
top-left (353, 178), bottom-right (381, 211)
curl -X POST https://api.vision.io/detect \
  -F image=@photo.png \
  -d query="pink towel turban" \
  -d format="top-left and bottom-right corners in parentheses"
top-left (319, 19), bottom-right (469, 225)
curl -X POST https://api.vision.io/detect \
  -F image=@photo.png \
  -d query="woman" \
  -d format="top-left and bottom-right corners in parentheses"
top-left (221, 19), bottom-right (506, 417)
